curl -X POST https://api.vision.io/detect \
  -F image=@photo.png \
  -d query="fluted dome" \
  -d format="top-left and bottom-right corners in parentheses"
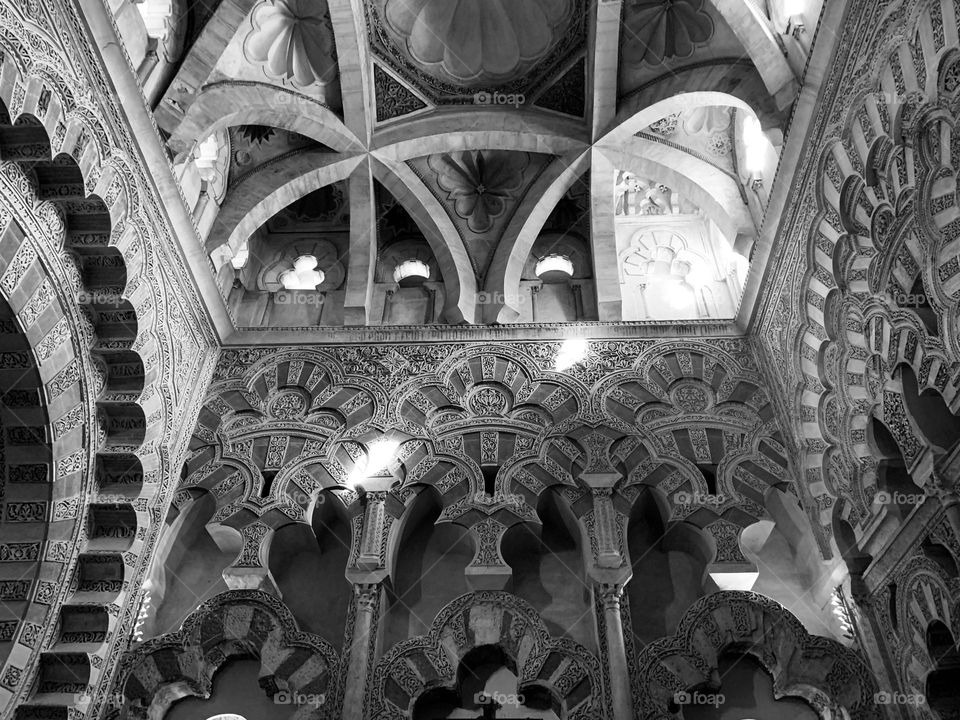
top-left (245, 0), bottom-right (337, 87)
top-left (383, 0), bottom-right (573, 85)
top-left (622, 0), bottom-right (715, 66)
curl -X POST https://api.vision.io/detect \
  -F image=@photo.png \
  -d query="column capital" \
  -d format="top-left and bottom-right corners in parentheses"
top-left (580, 471), bottom-right (621, 490)
top-left (353, 582), bottom-right (380, 612)
top-left (598, 582), bottom-right (624, 610)
top-left (927, 470), bottom-right (960, 506)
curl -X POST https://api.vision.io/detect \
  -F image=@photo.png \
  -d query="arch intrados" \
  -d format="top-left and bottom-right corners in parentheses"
top-left (169, 83), bottom-right (361, 155)
top-left (215, 154), bottom-right (363, 258)
top-left (597, 142), bottom-right (751, 242)
top-left (600, 91), bottom-right (758, 146)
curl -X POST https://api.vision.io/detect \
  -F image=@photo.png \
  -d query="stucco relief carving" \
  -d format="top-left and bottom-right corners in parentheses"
top-left (634, 591), bottom-right (879, 719)
top-left (113, 591), bottom-right (341, 720)
top-left (369, 592), bottom-right (602, 719)
top-left (426, 150), bottom-right (529, 234)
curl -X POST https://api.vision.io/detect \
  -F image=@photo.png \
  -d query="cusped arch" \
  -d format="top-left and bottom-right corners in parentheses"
top-left (634, 590), bottom-right (879, 719)
top-left (114, 590), bottom-right (342, 719)
top-left (369, 591), bottom-right (602, 720)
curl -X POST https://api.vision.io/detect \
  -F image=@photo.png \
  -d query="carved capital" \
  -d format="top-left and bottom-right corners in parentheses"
top-left (598, 583), bottom-right (623, 611)
top-left (354, 582), bottom-right (379, 612)
top-left (927, 470), bottom-right (960, 506)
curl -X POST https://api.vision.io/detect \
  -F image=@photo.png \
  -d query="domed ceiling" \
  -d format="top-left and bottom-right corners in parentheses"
top-left (135, 0), bottom-right (811, 341)
top-left (368, 0), bottom-right (586, 104)
top-left (375, 0), bottom-right (579, 90)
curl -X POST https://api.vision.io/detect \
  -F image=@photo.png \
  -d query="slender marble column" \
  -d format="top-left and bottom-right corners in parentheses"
top-left (341, 582), bottom-right (380, 720)
top-left (598, 583), bottom-right (633, 720)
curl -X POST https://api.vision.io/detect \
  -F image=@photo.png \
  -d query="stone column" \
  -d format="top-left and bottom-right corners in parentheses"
top-left (341, 582), bottom-right (381, 720)
top-left (579, 471), bottom-right (633, 720)
top-left (598, 583), bottom-right (633, 720)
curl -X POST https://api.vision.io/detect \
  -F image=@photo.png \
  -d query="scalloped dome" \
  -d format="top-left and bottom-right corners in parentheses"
top-left (384, 0), bottom-right (573, 85)
top-left (245, 0), bottom-right (337, 87)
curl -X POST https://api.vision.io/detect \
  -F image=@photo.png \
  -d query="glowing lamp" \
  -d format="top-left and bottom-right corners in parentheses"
top-left (393, 259), bottom-right (430, 287)
top-left (137, 0), bottom-right (173, 37)
top-left (535, 254), bottom-right (574, 284)
top-left (280, 255), bottom-right (325, 290)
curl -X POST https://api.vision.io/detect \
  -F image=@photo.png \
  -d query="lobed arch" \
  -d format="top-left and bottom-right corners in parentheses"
top-left (114, 590), bottom-right (342, 720)
top-left (892, 556), bottom-right (960, 702)
top-left (0, 39), bottom-right (178, 714)
top-left (633, 590), bottom-right (879, 720)
top-left (368, 591), bottom-right (602, 720)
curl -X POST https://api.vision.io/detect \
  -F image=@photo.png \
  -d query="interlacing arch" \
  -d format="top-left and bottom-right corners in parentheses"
top-left (794, 0), bottom-right (960, 553)
top-left (113, 590), bottom-right (342, 720)
top-left (634, 591), bottom-right (880, 720)
top-left (368, 592), bottom-right (602, 720)
top-left (0, 6), bottom-right (217, 717)
top-left (0, 43), bottom-right (157, 716)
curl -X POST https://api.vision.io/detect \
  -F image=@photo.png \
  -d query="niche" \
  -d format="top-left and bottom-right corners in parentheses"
top-left (627, 489), bottom-right (708, 643)
top-left (147, 492), bottom-right (233, 637)
top-left (268, 490), bottom-right (352, 645)
top-left (383, 489), bottom-right (472, 650)
top-left (500, 489), bottom-right (591, 648)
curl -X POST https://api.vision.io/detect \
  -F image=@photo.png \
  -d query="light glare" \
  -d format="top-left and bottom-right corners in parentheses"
top-left (743, 115), bottom-right (768, 175)
top-left (348, 439), bottom-right (400, 486)
top-left (555, 337), bottom-right (589, 371)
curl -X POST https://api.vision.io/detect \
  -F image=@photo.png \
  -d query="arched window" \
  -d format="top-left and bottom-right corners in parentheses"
top-left (136, 0), bottom-right (173, 38)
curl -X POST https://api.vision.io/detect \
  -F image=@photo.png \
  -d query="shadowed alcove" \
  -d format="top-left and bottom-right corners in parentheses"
top-left (268, 489), bottom-right (353, 645)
